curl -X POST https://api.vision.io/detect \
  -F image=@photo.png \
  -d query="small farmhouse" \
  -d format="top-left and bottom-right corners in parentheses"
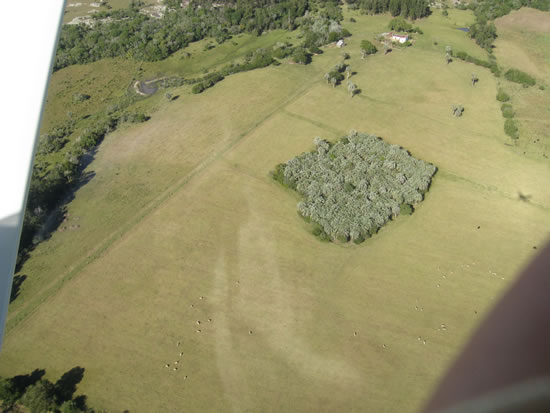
top-left (336, 39), bottom-right (345, 48)
top-left (391, 33), bottom-right (409, 44)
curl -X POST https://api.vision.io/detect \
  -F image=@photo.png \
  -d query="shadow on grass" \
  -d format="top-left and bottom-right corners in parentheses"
top-left (9, 274), bottom-right (26, 303)
top-left (14, 148), bottom-right (99, 274)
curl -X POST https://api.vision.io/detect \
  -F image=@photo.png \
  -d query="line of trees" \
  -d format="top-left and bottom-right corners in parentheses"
top-left (350, 0), bottom-right (431, 19)
top-left (272, 131), bottom-right (436, 243)
top-left (453, 50), bottom-right (500, 76)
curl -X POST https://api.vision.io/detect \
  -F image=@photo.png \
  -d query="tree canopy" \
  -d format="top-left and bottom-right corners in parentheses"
top-left (356, 0), bottom-right (430, 19)
top-left (273, 131), bottom-right (437, 243)
top-left (360, 39), bottom-right (377, 56)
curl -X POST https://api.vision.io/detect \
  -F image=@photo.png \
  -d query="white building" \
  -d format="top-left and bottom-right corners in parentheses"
top-left (336, 39), bottom-right (345, 48)
top-left (391, 33), bottom-right (409, 44)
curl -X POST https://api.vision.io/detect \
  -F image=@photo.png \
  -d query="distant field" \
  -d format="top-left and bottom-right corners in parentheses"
top-left (63, 0), bottom-right (135, 23)
top-left (2, 6), bottom-right (550, 413)
top-left (493, 8), bottom-right (550, 160)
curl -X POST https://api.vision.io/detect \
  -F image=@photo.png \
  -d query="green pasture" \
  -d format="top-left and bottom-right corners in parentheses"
top-left (2, 7), bottom-right (550, 413)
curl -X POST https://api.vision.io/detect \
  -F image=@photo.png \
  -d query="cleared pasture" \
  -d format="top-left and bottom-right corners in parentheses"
top-left (2, 7), bottom-right (550, 413)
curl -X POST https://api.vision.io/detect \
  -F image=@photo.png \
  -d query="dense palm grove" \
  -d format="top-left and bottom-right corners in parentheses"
top-left (273, 131), bottom-right (436, 243)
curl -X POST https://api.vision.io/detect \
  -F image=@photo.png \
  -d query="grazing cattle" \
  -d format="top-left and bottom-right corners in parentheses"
top-left (173, 367), bottom-right (178, 371)
top-left (196, 321), bottom-right (201, 325)
top-left (196, 329), bottom-right (201, 333)
top-left (179, 352), bottom-right (184, 356)
top-left (249, 330), bottom-right (253, 335)
top-left (165, 364), bottom-right (170, 368)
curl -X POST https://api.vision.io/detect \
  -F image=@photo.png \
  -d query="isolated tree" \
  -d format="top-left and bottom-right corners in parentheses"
top-left (292, 47), bottom-right (310, 65)
top-left (445, 45), bottom-right (452, 56)
top-left (341, 51), bottom-right (350, 60)
top-left (384, 41), bottom-right (391, 55)
top-left (452, 104), bottom-right (464, 117)
top-left (347, 81), bottom-right (357, 97)
top-left (471, 73), bottom-right (479, 86)
top-left (445, 52), bottom-right (452, 64)
top-left (165, 92), bottom-right (172, 101)
top-left (324, 73), bottom-right (331, 84)
top-left (345, 65), bottom-right (352, 79)
top-left (360, 40), bottom-right (377, 58)
top-left (331, 77), bottom-right (337, 88)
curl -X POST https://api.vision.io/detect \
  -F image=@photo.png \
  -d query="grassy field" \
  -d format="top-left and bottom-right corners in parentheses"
top-left (2, 6), bottom-right (550, 413)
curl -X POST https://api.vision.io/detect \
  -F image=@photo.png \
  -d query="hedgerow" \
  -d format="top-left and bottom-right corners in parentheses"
top-left (273, 131), bottom-right (437, 243)
top-left (504, 68), bottom-right (536, 87)
top-left (454, 51), bottom-right (500, 76)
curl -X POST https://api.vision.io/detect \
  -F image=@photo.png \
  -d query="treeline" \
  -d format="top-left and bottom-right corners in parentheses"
top-left (348, 0), bottom-right (431, 19)
top-left (273, 131), bottom-right (436, 243)
top-left (0, 367), bottom-right (101, 413)
top-left (19, 102), bottom-right (149, 267)
top-left (466, 0), bottom-right (550, 50)
top-left (454, 50), bottom-right (500, 76)
top-left (54, 0), bottom-right (340, 71)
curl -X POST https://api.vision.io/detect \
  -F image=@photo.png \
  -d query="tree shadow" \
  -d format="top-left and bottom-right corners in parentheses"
top-left (54, 366), bottom-right (85, 404)
top-left (354, 89), bottom-right (362, 97)
top-left (170, 95), bottom-right (180, 101)
top-left (10, 369), bottom-right (45, 396)
top-left (73, 395), bottom-right (89, 410)
top-left (16, 148), bottom-right (98, 271)
top-left (9, 274), bottom-right (27, 303)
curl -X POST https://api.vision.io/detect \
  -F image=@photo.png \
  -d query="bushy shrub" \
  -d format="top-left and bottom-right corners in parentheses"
top-left (192, 83), bottom-right (205, 94)
top-left (72, 93), bottom-right (90, 102)
top-left (388, 17), bottom-right (413, 32)
top-left (469, 21), bottom-right (497, 51)
top-left (292, 47), bottom-right (311, 64)
top-left (273, 132), bottom-right (436, 243)
top-left (501, 103), bottom-right (514, 118)
top-left (496, 89), bottom-right (510, 102)
top-left (504, 68), bottom-right (536, 87)
top-left (360, 39), bottom-right (377, 55)
top-left (328, 31), bottom-right (340, 42)
top-left (400, 203), bottom-right (413, 215)
top-left (504, 118), bottom-right (519, 139)
top-left (37, 121), bottom-right (74, 155)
